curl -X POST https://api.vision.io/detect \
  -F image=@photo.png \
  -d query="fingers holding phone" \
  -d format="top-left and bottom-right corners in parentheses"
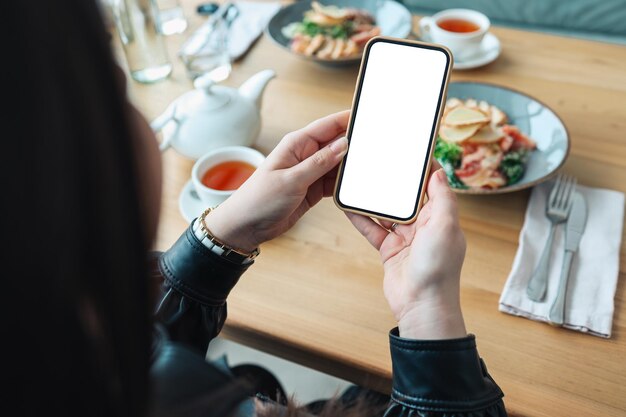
top-left (204, 111), bottom-right (350, 253)
top-left (347, 166), bottom-right (466, 340)
top-left (265, 110), bottom-right (350, 173)
top-left (333, 37), bottom-right (466, 339)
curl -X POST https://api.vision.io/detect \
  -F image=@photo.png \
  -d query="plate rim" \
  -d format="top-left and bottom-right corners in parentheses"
top-left (444, 81), bottom-right (571, 195)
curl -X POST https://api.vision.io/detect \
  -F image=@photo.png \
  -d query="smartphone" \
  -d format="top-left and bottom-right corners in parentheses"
top-left (334, 37), bottom-right (452, 223)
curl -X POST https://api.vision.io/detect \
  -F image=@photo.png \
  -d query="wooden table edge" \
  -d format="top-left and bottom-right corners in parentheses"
top-left (220, 323), bottom-right (393, 393)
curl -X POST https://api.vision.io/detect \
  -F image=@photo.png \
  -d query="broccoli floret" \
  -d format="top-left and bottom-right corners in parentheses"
top-left (500, 149), bottom-right (529, 185)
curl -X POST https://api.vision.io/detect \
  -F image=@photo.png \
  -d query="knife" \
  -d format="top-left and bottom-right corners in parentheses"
top-left (548, 191), bottom-right (587, 325)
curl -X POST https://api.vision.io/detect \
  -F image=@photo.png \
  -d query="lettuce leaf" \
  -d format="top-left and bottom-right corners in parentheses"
top-left (434, 139), bottom-right (467, 189)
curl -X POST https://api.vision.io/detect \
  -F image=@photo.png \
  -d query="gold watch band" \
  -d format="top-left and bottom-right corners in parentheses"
top-left (197, 207), bottom-right (260, 264)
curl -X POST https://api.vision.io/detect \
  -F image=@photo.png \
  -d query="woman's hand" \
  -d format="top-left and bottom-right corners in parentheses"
top-left (347, 168), bottom-right (467, 340)
top-left (204, 111), bottom-right (350, 253)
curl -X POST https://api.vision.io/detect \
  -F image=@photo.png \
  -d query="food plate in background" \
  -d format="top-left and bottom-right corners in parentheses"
top-left (266, 0), bottom-right (412, 66)
top-left (441, 82), bottom-right (570, 194)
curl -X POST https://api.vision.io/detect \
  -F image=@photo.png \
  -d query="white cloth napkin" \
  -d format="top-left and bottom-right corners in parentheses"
top-left (227, 1), bottom-right (280, 60)
top-left (499, 181), bottom-right (624, 338)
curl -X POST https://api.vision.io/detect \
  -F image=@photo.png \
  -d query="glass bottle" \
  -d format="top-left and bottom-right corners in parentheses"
top-left (110, 0), bottom-right (172, 83)
top-left (179, 16), bottom-right (231, 81)
top-left (179, 3), bottom-right (239, 81)
top-left (154, 0), bottom-right (188, 35)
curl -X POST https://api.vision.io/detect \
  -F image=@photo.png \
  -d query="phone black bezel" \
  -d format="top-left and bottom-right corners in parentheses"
top-left (334, 37), bottom-right (451, 222)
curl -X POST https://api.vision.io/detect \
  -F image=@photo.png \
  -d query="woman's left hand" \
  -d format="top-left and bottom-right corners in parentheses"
top-left (204, 111), bottom-right (350, 253)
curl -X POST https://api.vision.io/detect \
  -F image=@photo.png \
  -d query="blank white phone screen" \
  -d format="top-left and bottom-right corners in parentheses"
top-left (337, 41), bottom-right (448, 220)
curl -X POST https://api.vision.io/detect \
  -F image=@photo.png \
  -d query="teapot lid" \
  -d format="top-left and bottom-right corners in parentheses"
top-left (177, 73), bottom-right (231, 112)
top-left (193, 73), bottom-right (221, 93)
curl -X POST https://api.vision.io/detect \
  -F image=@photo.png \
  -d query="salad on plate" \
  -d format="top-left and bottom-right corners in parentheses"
top-left (435, 98), bottom-right (537, 190)
top-left (281, 2), bottom-right (381, 60)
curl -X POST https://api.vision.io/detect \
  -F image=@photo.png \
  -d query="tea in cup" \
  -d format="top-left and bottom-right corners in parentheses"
top-left (192, 146), bottom-right (265, 207)
top-left (419, 9), bottom-right (490, 61)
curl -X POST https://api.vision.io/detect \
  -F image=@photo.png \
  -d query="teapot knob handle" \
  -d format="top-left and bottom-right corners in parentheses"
top-left (151, 104), bottom-right (180, 152)
top-left (193, 73), bottom-right (215, 94)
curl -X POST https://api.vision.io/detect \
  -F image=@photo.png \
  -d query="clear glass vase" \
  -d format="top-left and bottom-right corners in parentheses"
top-left (111, 0), bottom-right (172, 83)
top-left (179, 14), bottom-right (232, 81)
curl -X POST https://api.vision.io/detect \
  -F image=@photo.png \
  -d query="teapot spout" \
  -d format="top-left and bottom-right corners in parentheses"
top-left (238, 69), bottom-right (276, 109)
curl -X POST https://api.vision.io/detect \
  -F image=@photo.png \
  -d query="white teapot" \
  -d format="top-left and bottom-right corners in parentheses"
top-left (151, 69), bottom-right (275, 159)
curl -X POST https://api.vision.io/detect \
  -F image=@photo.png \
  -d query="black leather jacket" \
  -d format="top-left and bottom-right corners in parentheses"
top-left (150, 223), bottom-right (507, 417)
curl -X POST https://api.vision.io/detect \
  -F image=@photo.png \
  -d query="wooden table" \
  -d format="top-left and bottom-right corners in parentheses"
top-left (120, 2), bottom-right (626, 415)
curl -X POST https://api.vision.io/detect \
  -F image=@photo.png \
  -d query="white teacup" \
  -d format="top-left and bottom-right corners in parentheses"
top-left (192, 146), bottom-right (265, 207)
top-left (419, 9), bottom-right (490, 61)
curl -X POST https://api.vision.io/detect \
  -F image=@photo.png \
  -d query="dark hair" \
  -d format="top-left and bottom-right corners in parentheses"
top-left (1, 3), bottom-right (388, 417)
top-left (257, 395), bottom-right (388, 417)
top-left (3, 1), bottom-right (151, 416)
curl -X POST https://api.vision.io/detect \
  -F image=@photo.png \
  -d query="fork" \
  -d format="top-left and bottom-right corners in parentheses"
top-left (526, 174), bottom-right (577, 302)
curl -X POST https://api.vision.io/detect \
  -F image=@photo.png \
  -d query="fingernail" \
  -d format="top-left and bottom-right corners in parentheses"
top-left (437, 169), bottom-right (447, 182)
top-left (330, 137), bottom-right (348, 155)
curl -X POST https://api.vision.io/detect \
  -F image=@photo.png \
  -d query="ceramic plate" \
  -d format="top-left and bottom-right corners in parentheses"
top-left (266, 0), bottom-right (412, 66)
top-left (444, 82), bottom-right (570, 195)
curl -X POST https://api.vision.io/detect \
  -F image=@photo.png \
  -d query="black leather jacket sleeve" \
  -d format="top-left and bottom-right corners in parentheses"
top-left (151, 222), bottom-right (507, 417)
top-left (385, 328), bottom-right (506, 417)
top-left (150, 326), bottom-right (252, 417)
top-left (152, 221), bottom-right (251, 353)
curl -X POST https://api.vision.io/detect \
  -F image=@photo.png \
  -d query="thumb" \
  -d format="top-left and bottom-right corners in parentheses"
top-left (427, 169), bottom-right (459, 221)
top-left (289, 137), bottom-right (348, 186)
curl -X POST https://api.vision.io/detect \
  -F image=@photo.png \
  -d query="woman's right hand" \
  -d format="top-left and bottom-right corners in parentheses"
top-left (347, 168), bottom-right (467, 340)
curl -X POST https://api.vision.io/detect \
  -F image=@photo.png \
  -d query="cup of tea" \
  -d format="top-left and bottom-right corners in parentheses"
top-left (419, 9), bottom-right (490, 61)
top-left (192, 146), bottom-right (265, 207)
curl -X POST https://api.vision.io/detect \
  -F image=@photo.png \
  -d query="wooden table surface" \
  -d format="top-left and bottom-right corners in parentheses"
top-left (119, 2), bottom-right (626, 415)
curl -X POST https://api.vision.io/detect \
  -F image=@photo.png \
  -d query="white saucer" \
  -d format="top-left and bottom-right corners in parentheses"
top-left (178, 180), bottom-right (205, 222)
top-left (420, 32), bottom-right (501, 70)
top-left (454, 33), bottom-right (501, 70)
